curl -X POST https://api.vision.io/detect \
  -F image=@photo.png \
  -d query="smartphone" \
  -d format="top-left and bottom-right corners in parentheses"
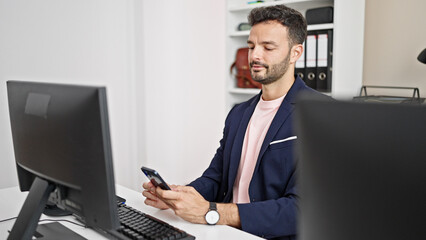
top-left (141, 166), bottom-right (171, 190)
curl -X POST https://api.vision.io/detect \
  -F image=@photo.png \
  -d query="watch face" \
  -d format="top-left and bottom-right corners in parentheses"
top-left (205, 210), bottom-right (220, 225)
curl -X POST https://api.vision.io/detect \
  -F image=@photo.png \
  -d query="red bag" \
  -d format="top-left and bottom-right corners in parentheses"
top-left (230, 48), bottom-right (262, 89)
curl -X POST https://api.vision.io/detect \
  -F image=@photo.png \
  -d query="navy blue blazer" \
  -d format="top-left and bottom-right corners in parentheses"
top-left (189, 77), bottom-right (319, 239)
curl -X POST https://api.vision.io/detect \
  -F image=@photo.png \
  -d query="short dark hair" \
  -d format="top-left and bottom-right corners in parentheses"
top-left (248, 4), bottom-right (307, 46)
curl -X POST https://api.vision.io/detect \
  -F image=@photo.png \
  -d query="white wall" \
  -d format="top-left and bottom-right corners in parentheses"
top-left (142, 0), bottom-right (226, 186)
top-left (363, 0), bottom-right (426, 97)
top-left (0, 0), bottom-right (226, 191)
top-left (0, 0), bottom-right (141, 189)
top-left (332, 0), bottom-right (365, 99)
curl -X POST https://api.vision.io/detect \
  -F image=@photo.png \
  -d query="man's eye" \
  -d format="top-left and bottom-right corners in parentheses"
top-left (265, 47), bottom-right (274, 51)
top-left (248, 46), bottom-right (254, 50)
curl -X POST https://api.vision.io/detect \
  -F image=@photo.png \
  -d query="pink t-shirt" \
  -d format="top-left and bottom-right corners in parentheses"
top-left (232, 94), bottom-right (285, 203)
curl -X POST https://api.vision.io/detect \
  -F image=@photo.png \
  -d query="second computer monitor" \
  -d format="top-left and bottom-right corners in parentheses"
top-left (295, 97), bottom-right (426, 240)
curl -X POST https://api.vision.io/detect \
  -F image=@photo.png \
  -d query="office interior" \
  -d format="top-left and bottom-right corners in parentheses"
top-left (1, 0), bottom-right (425, 194)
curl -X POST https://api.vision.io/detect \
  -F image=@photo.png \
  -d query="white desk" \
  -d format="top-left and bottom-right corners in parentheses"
top-left (0, 185), bottom-right (262, 239)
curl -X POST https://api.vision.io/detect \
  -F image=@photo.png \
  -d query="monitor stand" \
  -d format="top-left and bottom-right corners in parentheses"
top-left (34, 222), bottom-right (86, 240)
top-left (7, 177), bottom-right (84, 240)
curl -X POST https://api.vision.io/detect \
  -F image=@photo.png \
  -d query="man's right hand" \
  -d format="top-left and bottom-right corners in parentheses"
top-left (142, 181), bottom-right (170, 210)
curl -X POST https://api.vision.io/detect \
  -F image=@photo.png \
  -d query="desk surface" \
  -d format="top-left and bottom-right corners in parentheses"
top-left (0, 185), bottom-right (262, 239)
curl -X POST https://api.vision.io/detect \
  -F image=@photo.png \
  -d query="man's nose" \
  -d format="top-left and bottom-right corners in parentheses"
top-left (249, 46), bottom-right (262, 62)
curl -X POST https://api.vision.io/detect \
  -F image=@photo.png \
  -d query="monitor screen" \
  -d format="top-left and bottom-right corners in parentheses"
top-left (295, 96), bottom-right (426, 240)
top-left (7, 80), bottom-right (119, 238)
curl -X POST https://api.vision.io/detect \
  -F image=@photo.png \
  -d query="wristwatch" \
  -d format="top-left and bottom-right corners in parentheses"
top-left (205, 202), bottom-right (220, 225)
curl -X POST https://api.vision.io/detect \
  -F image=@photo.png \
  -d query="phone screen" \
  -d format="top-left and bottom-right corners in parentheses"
top-left (141, 166), bottom-right (171, 190)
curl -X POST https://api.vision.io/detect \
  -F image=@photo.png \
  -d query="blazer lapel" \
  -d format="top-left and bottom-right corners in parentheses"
top-left (227, 94), bottom-right (260, 192)
top-left (253, 77), bottom-right (304, 174)
top-left (256, 98), bottom-right (294, 167)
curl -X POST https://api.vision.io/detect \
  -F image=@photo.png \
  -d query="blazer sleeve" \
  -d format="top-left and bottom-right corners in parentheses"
top-left (237, 170), bottom-right (298, 239)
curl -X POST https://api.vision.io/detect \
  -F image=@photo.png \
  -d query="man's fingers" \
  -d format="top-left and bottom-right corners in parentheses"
top-left (156, 187), bottom-right (180, 200)
top-left (144, 198), bottom-right (156, 207)
top-left (142, 181), bottom-right (155, 190)
top-left (142, 182), bottom-right (150, 189)
top-left (144, 192), bottom-right (171, 210)
top-left (142, 190), bottom-right (159, 201)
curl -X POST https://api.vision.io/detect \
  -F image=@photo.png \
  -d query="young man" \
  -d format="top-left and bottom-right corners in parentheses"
top-left (143, 5), bottom-right (320, 240)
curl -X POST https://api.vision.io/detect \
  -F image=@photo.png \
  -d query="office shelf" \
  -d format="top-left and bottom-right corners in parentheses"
top-left (229, 30), bottom-right (250, 37)
top-left (226, 0), bottom-right (365, 109)
top-left (229, 87), bottom-right (261, 95)
top-left (228, 0), bottom-right (332, 12)
top-left (230, 23), bottom-right (334, 37)
top-left (307, 23), bottom-right (334, 31)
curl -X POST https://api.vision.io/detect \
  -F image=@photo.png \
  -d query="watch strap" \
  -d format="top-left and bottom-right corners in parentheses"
top-left (209, 202), bottom-right (217, 211)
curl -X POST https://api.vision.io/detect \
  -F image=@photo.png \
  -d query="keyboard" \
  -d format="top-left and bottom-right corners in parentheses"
top-left (116, 201), bottom-right (195, 240)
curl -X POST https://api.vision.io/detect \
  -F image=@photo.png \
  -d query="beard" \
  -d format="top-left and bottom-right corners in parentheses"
top-left (250, 50), bottom-right (291, 85)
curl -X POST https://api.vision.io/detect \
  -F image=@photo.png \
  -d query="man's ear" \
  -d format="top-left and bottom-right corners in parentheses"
top-left (290, 44), bottom-right (303, 64)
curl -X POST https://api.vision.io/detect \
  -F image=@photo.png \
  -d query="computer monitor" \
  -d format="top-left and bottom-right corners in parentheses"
top-left (295, 96), bottom-right (426, 240)
top-left (7, 81), bottom-right (119, 239)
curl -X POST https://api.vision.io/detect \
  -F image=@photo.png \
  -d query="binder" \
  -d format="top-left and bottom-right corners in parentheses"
top-left (295, 42), bottom-right (306, 81)
top-left (316, 29), bottom-right (333, 92)
top-left (305, 32), bottom-right (317, 89)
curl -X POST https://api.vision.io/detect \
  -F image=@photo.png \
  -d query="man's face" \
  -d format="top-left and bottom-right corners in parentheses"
top-left (247, 21), bottom-right (292, 85)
